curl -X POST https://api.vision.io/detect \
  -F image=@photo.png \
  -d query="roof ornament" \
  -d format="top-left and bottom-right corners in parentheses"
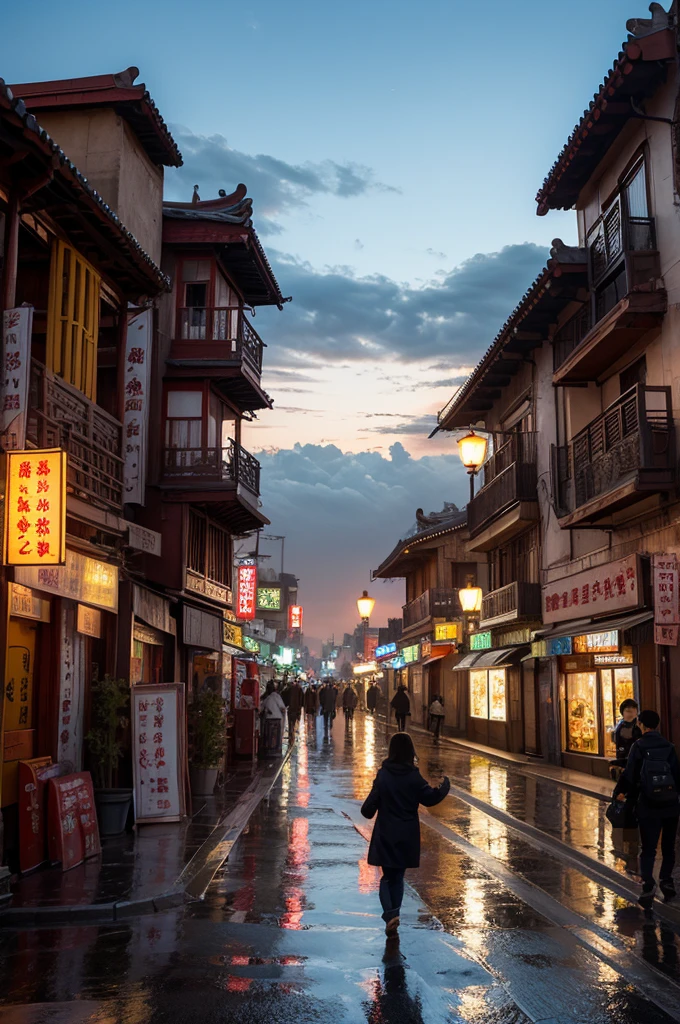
top-left (626, 3), bottom-right (671, 40)
top-left (113, 66), bottom-right (140, 88)
top-left (192, 184), bottom-right (200, 204)
top-left (414, 503), bottom-right (459, 531)
top-left (549, 238), bottom-right (588, 265)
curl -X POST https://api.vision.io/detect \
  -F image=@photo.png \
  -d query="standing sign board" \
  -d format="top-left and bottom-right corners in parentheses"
top-left (132, 684), bottom-right (186, 824)
top-left (1, 306), bottom-right (32, 451)
top-left (19, 757), bottom-right (60, 873)
top-left (47, 772), bottom-right (100, 871)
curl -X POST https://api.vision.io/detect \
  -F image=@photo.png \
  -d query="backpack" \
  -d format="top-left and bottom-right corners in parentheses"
top-left (639, 742), bottom-right (679, 805)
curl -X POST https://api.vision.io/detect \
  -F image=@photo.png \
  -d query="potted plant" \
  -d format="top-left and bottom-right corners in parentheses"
top-left (188, 689), bottom-right (225, 795)
top-left (86, 673), bottom-right (133, 836)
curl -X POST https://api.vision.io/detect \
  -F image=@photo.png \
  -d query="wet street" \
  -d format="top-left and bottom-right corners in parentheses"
top-left (1, 714), bottom-right (680, 1024)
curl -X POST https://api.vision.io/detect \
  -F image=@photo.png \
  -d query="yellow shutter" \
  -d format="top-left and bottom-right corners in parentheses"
top-left (46, 240), bottom-right (101, 400)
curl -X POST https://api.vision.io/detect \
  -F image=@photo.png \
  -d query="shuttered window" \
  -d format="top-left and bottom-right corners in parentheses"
top-left (47, 240), bottom-right (100, 400)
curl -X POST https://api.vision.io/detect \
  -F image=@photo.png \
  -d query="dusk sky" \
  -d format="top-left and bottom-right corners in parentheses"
top-left (1, 0), bottom-right (644, 648)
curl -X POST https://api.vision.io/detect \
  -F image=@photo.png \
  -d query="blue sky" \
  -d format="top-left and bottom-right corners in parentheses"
top-left (1, 0), bottom-right (646, 641)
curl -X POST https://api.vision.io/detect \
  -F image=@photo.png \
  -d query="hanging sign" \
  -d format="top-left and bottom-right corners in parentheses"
top-left (223, 620), bottom-right (244, 648)
top-left (15, 548), bottom-right (118, 611)
top-left (77, 604), bottom-right (102, 638)
top-left (402, 644), bottom-right (419, 664)
top-left (243, 635), bottom-right (260, 653)
top-left (547, 636), bottom-right (572, 656)
top-left (47, 772), bottom-right (100, 871)
top-left (470, 631), bottom-right (492, 650)
top-left (132, 683), bottom-right (186, 824)
top-left (123, 308), bottom-right (153, 505)
top-left (4, 448), bottom-right (67, 566)
top-left (9, 583), bottom-right (50, 622)
top-left (376, 642), bottom-right (397, 660)
top-left (237, 564), bottom-right (257, 620)
top-left (1, 306), bottom-right (32, 450)
top-left (257, 586), bottom-right (281, 610)
top-left (288, 605), bottom-right (303, 630)
top-left (573, 630), bottom-right (619, 654)
top-left (435, 622), bottom-right (458, 641)
top-left (542, 554), bottom-right (640, 624)
top-left (653, 553), bottom-right (680, 646)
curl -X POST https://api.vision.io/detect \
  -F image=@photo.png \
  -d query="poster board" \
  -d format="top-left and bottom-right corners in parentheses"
top-left (132, 683), bottom-right (186, 824)
top-left (18, 757), bottom-right (59, 874)
top-left (47, 772), bottom-right (100, 871)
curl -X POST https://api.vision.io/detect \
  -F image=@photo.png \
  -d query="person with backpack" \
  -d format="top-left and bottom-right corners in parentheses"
top-left (614, 708), bottom-right (680, 905)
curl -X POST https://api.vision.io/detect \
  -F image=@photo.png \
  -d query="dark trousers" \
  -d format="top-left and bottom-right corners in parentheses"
top-left (432, 715), bottom-right (443, 739)
top-left (379, 868), bottom-right (405, 922)
top-left (395, 714), bottom-right (406, 731)
top-left (639, 815), bottom-right (679, 883)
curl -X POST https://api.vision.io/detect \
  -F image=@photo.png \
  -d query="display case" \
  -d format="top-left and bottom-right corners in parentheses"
top-left (469, 669), bottom-right (488, 719)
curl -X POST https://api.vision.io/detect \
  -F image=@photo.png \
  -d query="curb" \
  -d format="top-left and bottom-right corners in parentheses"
top-left (0, 740), bottom-right (295, 929)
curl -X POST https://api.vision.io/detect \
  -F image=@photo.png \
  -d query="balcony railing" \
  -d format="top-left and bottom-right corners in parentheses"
top-left (163, 438), bottom-right (260, 496)
top-left (551, 384), bottom-right (674, 520)
top-left (403, 588), bottom-right (460, 628)
top-left (26, 360), bottom-right (123, 513)
top-left (553, 305), bottom-right (591, 373)
top-left (176, 306), bottom-right (264, 374)
top-left (468, 434), bottom-right (537, 536)
top-left (481, 581), bottom-right (542, 626)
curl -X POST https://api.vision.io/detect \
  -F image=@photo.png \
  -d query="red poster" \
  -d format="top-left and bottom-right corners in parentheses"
top-left (47, 772), bottom-right (100, 871)
top-left (364, 634), bottom-right (378, 661)
top-left (288, 605), bottom-right (303, 630)
top-left (18, 757), bottom-right (60, 874)
top-left (237, 564), bottom-right (257, 620)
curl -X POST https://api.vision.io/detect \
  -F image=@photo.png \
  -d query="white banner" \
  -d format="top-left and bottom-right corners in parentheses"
top-left (132, 683), bottom-right (186, 823)
top-left (653, 553), bottom-right (680, 646)
top-left (1, 306), bottom-right (32, 450)
top-left (123, 308), bottom-right (153, 505)
top-left (542, 554), bottom-right (641, 625)
top-left (57, 603), bottom-right (86, 772)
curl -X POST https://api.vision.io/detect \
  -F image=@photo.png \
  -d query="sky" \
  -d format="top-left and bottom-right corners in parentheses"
top-left (1, 0), bottom-right (646, 646)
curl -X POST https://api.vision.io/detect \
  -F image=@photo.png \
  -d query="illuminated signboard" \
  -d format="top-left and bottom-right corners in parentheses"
top-left (391, 657), bottom-right (406, 669)
top-left (375, 642), bottom-right (397, 659)
top-left (273, 647), bottom-right (294, 666)
top-left (257, 586), bottom-right (281, 611)
top-left (594, 647), bottom-right (633, 665)
top-left (421, 641), bottom-right (432, 660)
top-left (289, 605), bottom-right (303, 630)
top-left (435, 622), bottom-right (458, 641)
top-left (573, 630), bottom-right (619, 654)
top-left (237, 565), bottom-right (257, 620)
top-left (547, 636), bottom-right (572, 656)
top-left (353, 661), bottom-right (378, 675)
top-left (4, 449), bottom-right (66, 566)
top-left (402, 644), bottom-right (419, 664)
top-left (223, 620), bottom-right (243, 648)
top-left (470, 632), bottom-right (492, 651)
top-left (243, 635), bottom-right (260, 653)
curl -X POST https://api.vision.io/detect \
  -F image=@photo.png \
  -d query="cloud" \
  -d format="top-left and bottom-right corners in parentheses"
top-left (255, 242), bottom-right (549, 366)
top-left (165, 127), bottom-right (398, 233)
top-left (426, 247), bottom-right (447, 259)
top-left (366, 414), bottom-right (439, 435)
top-left (256, 442), bottom-right (468, 639)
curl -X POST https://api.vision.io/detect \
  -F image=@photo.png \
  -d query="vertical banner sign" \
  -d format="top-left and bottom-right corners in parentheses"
top-left (57, 604), bottom-right (86, 771)
top-left (1, 306), bottom-right (32, 450)
top-left (132, 683), bottom-right (186, 823)
top-left (653, 553), bottom-right (680, 646)
top-left (237, 564), bottom-right (257, 620)
top-left (4, 448), bottom-right (67, 566)
top-left (288, 605), bottom-right (303, 631)
top-left (123, 308), bottom-right (153, 505)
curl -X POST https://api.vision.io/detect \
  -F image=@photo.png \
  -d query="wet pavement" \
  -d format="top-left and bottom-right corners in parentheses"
top-left (1, 713), bottom-right (680, 1023)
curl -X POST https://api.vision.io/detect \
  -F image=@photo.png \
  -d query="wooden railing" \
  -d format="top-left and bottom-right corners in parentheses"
top-left (481, 581), bottom-right (542, 625)
top-left (551, 384), bottom-right (673, 516)
top-left (553, 306), bottom-right (591, 372)
top-left (402, 588), bottom-right (460, 628)
top-left (482, 432), bottom-right (536, 486)
top-left (468, 434), bottom-right (537, 536)
top-left (176, 306), bottom-right (264, 373)
top-left (163, 438), bottom-right (260, 495)
top-left (26, 360), bottom-right (123, 513)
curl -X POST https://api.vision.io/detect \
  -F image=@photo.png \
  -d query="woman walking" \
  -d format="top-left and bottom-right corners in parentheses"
top-left (361, 733), bottom-right (449, 935)
top-left (390, 685), bottom-right (410, 732)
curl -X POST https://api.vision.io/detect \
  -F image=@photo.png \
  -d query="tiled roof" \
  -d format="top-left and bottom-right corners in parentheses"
top-left (373, 510), bottom-right (468, 579)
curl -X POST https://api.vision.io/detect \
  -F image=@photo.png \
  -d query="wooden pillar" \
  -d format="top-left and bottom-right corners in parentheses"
top-left (1, 193), bottom-right (20, 312)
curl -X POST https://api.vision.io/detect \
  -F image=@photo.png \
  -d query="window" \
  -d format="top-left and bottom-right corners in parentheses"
top-left (188, 509), bottom-right (231, 586)
top-left (47, 240), bottom-right (100, 400)
top-left (469, 668), bottom-right (507, 722)
top-left (565, 672), bottom-right (598, 753)
top-left (619, 355), bottom-right (646, 395)
top-left (165, 390), bottom-right (203, 450)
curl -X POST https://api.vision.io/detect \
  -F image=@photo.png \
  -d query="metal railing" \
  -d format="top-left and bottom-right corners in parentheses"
top-left (402, 588), bottom-right (460, 628)
top-left (176, 306), bottom-right (264, 373)
top-left (163, 438), bottom-right (260, 495)
top-left (481, 581), bottom-right (542, 624)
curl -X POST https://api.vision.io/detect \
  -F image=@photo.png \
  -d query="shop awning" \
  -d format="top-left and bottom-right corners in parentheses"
top-left (422, 644), bottom-right (454, 666)
top-left (473, 646), bottom-right (529, 668)
top-left (535, 610), bottom-right (653, 641)
top-left (453, 653), bottom-right (481, 671)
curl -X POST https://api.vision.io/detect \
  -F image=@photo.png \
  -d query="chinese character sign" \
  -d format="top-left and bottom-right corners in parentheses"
top-left (541, 554), bottom-right (640, 625)
top-left (289, 605), bottom-right (303, 631)
top-left (1, 306), bottom-right (32, 450)
top-left (653, 553), bottom-right (680, 646)
top-left (123, 309), bottom-right (152, 505)
top-left (132, 684), bottom-right (185, 823)
top-left (237, 565), bottom-right (257, 620)
top-left (4, 449), bottom-right (66, 566)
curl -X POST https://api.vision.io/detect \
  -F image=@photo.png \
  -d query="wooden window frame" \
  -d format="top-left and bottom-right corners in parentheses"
top-left (187, 508), bottom-right (232, 587)
top-left (47, 239), bottom-right (101, 400)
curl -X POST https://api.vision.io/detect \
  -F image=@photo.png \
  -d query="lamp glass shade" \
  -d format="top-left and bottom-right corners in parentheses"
top-left (459, 582), bottom-right (483, 613)
top-left (457, 430), bottom-right (488, 471)
top-left (357, 590), bottom-right (376, 619)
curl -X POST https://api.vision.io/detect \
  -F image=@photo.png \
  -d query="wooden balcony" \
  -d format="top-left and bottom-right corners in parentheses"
top-left (551, 384), bottom-right (675, 527)
top-left (403, 588), bottom-right (460, 629)
top-left (553, 213), bottom-right (665, 384)
top-left (26, 360), bottom-right (123, 515)
top-left (467, 433), bottom-right (538, 551)
top-left (167, 306), bottom-right (270, 411)
top-left (480, 581), bottom-right (542, 628)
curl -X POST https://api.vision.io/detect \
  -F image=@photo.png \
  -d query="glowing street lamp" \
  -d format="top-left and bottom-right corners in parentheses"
top-left (458, 578), bottom-right (483, 614)
top-left (457, 428), bottom-right (488, 503)
top-left (357, 589), bottom-right (376, 662)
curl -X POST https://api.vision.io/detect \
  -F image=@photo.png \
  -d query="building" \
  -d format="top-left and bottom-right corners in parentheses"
top-left (436, 3), bottom-right (680, 774)
top-left (373, 507), bottom-right (485, 729)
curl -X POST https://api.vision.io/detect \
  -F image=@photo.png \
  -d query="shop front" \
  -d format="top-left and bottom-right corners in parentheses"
top-left (455, 645), bottom-right (527, 753)
top-left (126, 584), bottom-right (177, 687)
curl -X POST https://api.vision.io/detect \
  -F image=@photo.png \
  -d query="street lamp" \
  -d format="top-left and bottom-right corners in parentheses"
top-left (458, 578), bottom-right (483, 613)
top-left (357, 589), bottom-right (376, 660)
top-left (457, 428), bottom-right (488, 504)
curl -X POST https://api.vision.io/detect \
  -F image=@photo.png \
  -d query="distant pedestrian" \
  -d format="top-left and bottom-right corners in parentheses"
top-left (319, 679), bottom-right (338, 733)
top-left (390, 685), bottom-right (410, 732)
top-left (429, 695), bottom-right (445, 742)
top-left (260, 681), bottom-right (286, 757)
top-left (609, 698), bottom-right (641, 780)
top-left (304, 684), bottom-right (319, 716)
top-left (367, 682), bottom-right (379, 715)
top-left (614, 709), bottom-right (680, 905)
top-left (361, 732), bottom-right (449, 935)
top-left (342, 683), bottom-right (358, 720)
top-left (287, 679), bottom-right (304, 737)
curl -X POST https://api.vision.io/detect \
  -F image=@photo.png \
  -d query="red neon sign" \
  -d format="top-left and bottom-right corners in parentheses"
top-left (237, 565), bottom-right (257, 620)
top-left (289, 605), bottom-right (303, 630)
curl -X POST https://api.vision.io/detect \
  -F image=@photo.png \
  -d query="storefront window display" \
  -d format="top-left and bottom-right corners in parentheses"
top-left (489, 669), bottom-right (506, 721)
top-left (602, 668), bottom-right (636, 758)
top-left (565, 667), bottom-right (637, 757)
top-left (469, 668), bottom-right (507, 722)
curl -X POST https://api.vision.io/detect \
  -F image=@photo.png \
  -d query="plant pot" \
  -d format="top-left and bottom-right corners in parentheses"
top-left (190, 766), bottom-right (219, 796)
top-left (95, 788), bottom-right (133, 837)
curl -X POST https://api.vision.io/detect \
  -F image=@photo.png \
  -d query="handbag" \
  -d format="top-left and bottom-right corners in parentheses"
top-left (606, 797), bottom-right (638, 829)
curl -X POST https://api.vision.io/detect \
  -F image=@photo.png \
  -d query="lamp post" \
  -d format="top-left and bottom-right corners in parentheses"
top-left (457, 428), bottom-right (488, 504)
top-left (357, 589), bottom-right (376, 661)
top-left (458, 576), bottom-right (483, 640)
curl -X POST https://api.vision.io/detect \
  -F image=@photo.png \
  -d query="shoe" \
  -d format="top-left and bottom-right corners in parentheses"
top-left (638, 881), bottom-right (657, 907)
top-left (660, 879), bottom-right (677, 903)
top-left (384, 916), bottom-right (400, 936)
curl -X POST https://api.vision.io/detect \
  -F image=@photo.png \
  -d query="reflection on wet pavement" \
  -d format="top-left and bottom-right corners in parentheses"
top-left (0, 714), bottom-right (679, 1023)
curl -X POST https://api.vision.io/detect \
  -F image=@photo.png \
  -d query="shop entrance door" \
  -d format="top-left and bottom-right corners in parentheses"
top-left (522, 659), bottom-right (541, 755)
top-left (2, 618), bottom-right (38, 807)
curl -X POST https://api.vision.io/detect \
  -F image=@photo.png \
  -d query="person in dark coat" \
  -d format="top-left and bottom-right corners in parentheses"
top-left (304, 684), bottom-right (319, 715)
top-left (361, 732), bottom-right (450, 934)
top-left (614, 708), bottom-right (680, 905)
top-left (390, 685), bottom-right (410, 731)
top-left (287, 679), bottom-right (304, 736)
top-left (319, 680), bottom-right (338, 733)
top-left (366, 682), bottom-right (379, 715)
top-left (342, 683), bottom-right (358, 720)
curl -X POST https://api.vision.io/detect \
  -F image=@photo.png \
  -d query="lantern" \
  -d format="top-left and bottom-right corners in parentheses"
top-left (457, 429), bottom-right (488, 472)
top-left (357, 590), bottom-right (376, 621)
top-left (458, 580), bottom-right (483, 613)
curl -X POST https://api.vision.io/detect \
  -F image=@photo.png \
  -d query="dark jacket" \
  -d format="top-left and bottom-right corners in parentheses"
top-left (304, 687), bottom-right (318, 713)
top-left (390, 688), bottom-right (410, 716)
top-left (319, 684), bottom-right (338, 713)
top-left (288, 683), bottom-right (304, 715)
top-left (361, 760), bottom-right (450, 868)
top-left (366, 684), bottom-right (379, 710)
top-left (612, 718), bottom-right (642, 762)
top-left (613, 730), bottom-right (680, 819)
top-left (342, 686), bottom-right (358, 709)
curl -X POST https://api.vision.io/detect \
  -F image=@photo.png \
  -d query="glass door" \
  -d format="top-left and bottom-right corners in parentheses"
top-left (565, 672), bottom-right (598, 754)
